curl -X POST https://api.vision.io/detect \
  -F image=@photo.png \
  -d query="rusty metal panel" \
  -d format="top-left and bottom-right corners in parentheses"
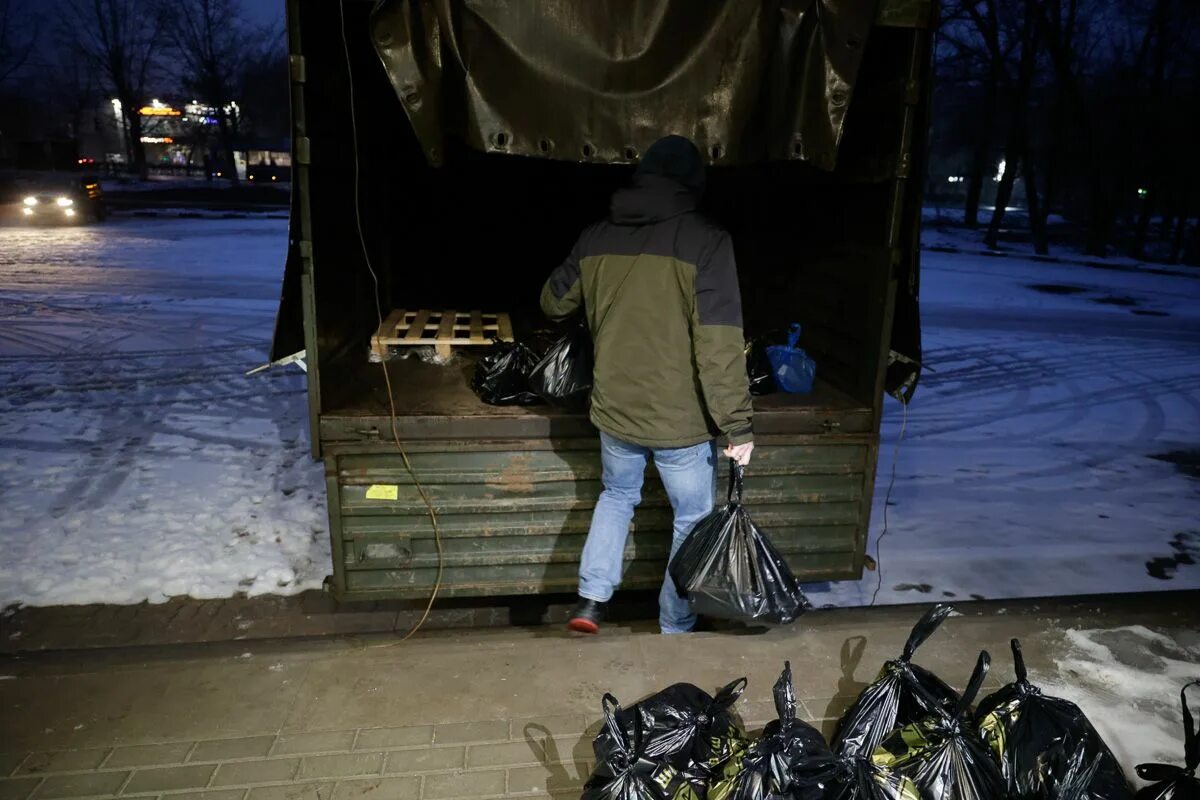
top-left (341, 552), bottom-right (859, 597)
top-left (336, 442), bottom-right (868, 482)
top-left (326, 437), bottom-right (869, 601)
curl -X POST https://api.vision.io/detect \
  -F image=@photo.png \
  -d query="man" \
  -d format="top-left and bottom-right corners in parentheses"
top-left (540, 135), bottom-right (754, 635)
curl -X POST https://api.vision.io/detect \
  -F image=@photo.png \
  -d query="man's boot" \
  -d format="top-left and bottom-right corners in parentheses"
top-left (567, 597), bottom-right (607, 634)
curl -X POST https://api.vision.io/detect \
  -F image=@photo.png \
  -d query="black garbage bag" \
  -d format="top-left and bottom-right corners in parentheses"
top-left (789, 753), bottom-right (923, 800)
top-left (975, 639), bottom-right (1131, 800)
top-left (1038, 745), bottom-right (1107, 800)
top-left (833, 604), bottom-right (960, 758)
top-left (668, 460), bottom-right (810, 625)
top-left (746, 339), bottom-right (776, 397)
top-left (710, 662), bottom-right (830, 800)
top-left (528, 321), bottom-right (592, 407)
top-left (597, 678), bottom-right (751, 780)
top-left (1134, 681), bottom-right (1200, 800)
top-left (584, 693), bottom-right (707, 800)
top-left (872, 650), bottom-right (1006, 800)
top-left (471, 340), bottom-right (543, 405)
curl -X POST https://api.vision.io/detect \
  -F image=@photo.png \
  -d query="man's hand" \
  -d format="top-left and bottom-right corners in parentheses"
top-left (724, 441), bottom-right (754, 466)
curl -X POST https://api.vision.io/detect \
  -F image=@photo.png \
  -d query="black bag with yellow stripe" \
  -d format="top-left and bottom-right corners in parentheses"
top-left (789, 753), bottom-right (923, 800)
top-left (621, 679), bottom-right (750, 776)
top-left (872, 650), bottom-right (1005, 800)
top-left (974, 640), bottom-right (1131, 800)
top-left (709, 662), bottom-right (830, 800)
top-left (584, 693), bottom-right (709, 800)
top-left (833, 604), bottom-right (961, 759)
top-left (588, 681), bottom-right (751, 800)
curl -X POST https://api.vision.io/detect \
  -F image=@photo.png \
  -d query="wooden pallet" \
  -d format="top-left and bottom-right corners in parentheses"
top-left (371, 309), bottom-right (513, 360)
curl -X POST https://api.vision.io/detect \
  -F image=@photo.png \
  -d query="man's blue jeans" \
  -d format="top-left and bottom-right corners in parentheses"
top-left (578, 431), bottom-right (716, 633)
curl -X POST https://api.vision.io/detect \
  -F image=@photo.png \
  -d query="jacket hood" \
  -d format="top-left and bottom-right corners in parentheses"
top-left (609, 173), bottom-right (698, 225)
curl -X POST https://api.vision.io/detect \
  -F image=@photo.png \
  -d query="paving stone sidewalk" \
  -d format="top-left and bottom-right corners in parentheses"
top-left (0, 715), bottom-right (612, 800)
top-left (2, 593), bottom-right (1196, 800)
top-left (0, 681), bottom-right (801, 800)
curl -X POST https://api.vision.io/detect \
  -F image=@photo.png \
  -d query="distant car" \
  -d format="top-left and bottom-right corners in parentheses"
top-left (246, 164), bottom-right (291, 184)
top-left (20, 177), bottom-right (107, 224)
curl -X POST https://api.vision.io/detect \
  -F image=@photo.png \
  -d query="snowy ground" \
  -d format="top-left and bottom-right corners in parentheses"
top-left (809, 243), bottom-right (1200, 606)
top-left (0, 217), bottom-right (326, 605)
top-left (0, 215), bottom-right (1197, 608)
top-left (1033, 624), bottom-right (1200, 774)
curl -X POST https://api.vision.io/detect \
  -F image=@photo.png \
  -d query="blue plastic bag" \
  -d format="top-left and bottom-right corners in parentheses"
top-left (766, 324), bottom-right (816, 394)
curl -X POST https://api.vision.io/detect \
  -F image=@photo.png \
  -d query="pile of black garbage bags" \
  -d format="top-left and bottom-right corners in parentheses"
top-left (583, 604), bottom-right (1200, 800)
top-left (472, 323), bottom-right (592, 408)
top-left (472, 328), bottom-right (779, 407)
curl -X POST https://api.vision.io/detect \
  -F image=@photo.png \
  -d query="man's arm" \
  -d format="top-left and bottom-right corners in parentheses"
top-left (691, 232), bottom-right (754, 455)
top-left (540, 235), bottom-right (585, 320)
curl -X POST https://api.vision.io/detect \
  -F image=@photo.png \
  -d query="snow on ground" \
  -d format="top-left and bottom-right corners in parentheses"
top-left (806, 248), bottom-right (1200, 606)
top-left (0, 218), bottom-right (327, 606)
top-left (1032, 625), bottom-right (1200, 777)
top-left (921, 205), bottom-right (1191, 271)
top-left (0, 215), bottom-right (1197, 608)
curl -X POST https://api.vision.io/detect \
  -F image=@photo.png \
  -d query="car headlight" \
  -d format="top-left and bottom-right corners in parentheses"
top-left (56, 197), bottom-right (74, 207)
top-left (64, 208), bottom-right (77, 217)
top-left (23, 196), bottom-right (37, 206)
top-left (22, 207), bottom-right (33, 216)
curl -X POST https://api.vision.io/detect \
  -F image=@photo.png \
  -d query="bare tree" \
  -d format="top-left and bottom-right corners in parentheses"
top-left (61, 0), bottom-right (167, 178)
top-left (40, 37), bottom-right (99, 142)
top-left (940, 0), bottom-right (1010, 228)
top-left (983, 0), bottom-right (1046, 252)
top-left (1036, 0), bottom-right (1127, 256)
top-left (237, 32), bottom-right (289, 143)
top-left (0, 0), bottom-right (39, 84)
top-left (933, 0), bottom-right (1199, 262)
top-left (166, 0), bottom-right (263, 184)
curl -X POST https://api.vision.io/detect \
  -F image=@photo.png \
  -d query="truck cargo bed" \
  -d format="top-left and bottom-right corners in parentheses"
top-left (317, 356), bottom-right (877, 601)
top-left (320, 356), bottom-right (873, 443)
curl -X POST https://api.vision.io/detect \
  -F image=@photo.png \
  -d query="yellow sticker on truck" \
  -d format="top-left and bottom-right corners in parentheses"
top-left (365, 484), bottom-right (399, 500)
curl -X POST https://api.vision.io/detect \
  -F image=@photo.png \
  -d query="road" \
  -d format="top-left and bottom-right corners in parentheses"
top-left (0, 216), bottom-right (1197, 607)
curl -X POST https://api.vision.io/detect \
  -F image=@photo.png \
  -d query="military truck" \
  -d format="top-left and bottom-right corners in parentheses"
top-left (271, 0), bottom-right (932, 602)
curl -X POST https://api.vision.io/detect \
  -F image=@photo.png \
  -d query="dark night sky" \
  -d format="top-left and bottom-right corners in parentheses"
top-left (10, 0), bottom-right (287, 77)
top-left (239, 0), bottom-right (286, 33)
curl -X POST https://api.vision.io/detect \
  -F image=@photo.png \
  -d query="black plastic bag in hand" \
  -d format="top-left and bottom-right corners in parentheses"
top-left (872, 650), bottom-right (1007, 800)
top-left (790, 753), bottom-right (922, 800)
top-left (1134, 681), bottom-right (1200, 800)
top-left (746, 339), bottom-right (776, 397)
top-left (668, 461), bottom-right (810, 625)
top-left (528, 321), bottom-right (592, 407)
top-left (833, 604), bottom-right (961, 759)
top-left (598, 678), bottom-right (751, 779)
top-left (471, 341), bottom-right (543, 406)
top-left (585, 694), bottom-right (707, 800)
top-left (975, 639), bottom-right (1131, 800)
top-left (712, 662), bottom-right (830, 800)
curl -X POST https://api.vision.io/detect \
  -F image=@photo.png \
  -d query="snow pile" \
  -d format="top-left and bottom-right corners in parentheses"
top-left (1032, 625), bottom-right (1200, 778)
